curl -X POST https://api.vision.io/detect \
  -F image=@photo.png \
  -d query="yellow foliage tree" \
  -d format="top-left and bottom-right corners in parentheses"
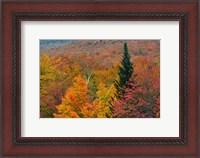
top-left (93, 83), bottom-right (116, 118)
top-left (40, 54), bottom-right (58, 117)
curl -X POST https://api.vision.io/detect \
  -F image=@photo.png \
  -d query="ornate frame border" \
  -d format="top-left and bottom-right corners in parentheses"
top-left (12, 12), bottom-right (188, 145)
top-left (2, 1), bottom-right (199, 157)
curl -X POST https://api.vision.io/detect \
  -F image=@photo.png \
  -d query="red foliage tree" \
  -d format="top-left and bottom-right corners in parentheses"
top-left (113, 75), bottom-right (160, 118)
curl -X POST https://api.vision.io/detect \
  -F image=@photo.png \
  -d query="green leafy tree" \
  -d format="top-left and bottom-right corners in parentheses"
top-left (115, 42), bottom-right (133, 98)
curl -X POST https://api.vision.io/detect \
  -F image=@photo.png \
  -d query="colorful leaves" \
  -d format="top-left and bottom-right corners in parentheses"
top-left (40, 42), bottom-right (160, 118)
top-left (93, 83), bottom-right (116, 118)
top-left (54, 75), bottom-right (97, 118)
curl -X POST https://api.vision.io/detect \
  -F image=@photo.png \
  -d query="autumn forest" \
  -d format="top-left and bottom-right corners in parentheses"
top-left (40, 40), bottom-right (160, 118)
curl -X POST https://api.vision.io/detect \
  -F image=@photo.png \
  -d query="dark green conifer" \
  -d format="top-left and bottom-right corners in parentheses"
top-left (115, 42), bottom-right (133, 98)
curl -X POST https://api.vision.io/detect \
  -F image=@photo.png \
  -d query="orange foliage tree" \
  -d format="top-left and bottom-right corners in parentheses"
top-left (54, 75), bottom-right (97, 118)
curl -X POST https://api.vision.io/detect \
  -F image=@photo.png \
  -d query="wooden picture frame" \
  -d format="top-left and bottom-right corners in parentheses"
top-left (1, 0), bottom-right (199, 157)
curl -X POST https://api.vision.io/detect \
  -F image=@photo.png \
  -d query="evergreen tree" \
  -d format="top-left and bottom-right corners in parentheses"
top-left (115, 42), bottom-right (133, 98)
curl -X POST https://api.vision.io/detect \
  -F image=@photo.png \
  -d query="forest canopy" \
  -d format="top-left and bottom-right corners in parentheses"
top-left (40, 40), bottom-right (160, 118)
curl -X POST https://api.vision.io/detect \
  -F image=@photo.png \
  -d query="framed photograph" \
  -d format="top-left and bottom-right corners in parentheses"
top-left (1, 1), bottom-right (199, 157)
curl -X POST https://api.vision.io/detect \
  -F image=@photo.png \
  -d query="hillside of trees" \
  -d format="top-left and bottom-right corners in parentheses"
top-left (40, 40), bottom-right (160, 118)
